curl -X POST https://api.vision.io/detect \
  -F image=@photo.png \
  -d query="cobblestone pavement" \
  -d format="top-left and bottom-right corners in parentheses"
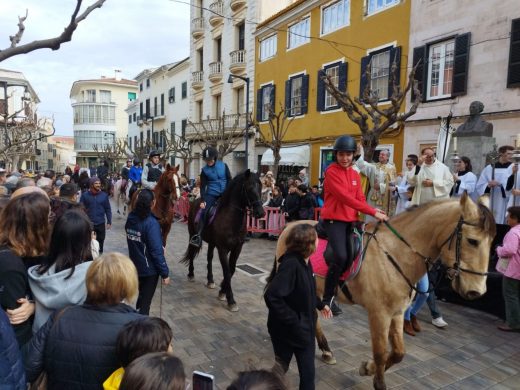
top-left (106, 206), bottom-right (520, 390)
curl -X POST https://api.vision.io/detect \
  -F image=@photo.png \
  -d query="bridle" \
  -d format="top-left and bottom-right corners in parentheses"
top-left (239, 182), bottom-right (263, 212)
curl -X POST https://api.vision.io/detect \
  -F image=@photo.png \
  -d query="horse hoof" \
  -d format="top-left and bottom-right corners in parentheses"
top-left (187, 275), bottom-right (195, 282)
top-left (321, 352), bottom-right (336, 365)
top-left (207, 282), bottom-right (216, 289)
top-left (228, 304), bottom-right (239, 312)
top-left (359, 361), bottom-right (369, 376)
top-left (218, 293), bottom-right (226, 301)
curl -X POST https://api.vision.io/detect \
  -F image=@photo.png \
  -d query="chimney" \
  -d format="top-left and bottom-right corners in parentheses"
top-left (114, 69), bottom-right (122, 81)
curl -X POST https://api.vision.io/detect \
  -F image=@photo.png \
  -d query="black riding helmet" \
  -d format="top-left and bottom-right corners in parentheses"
top-left (202, 146), bottom-right (218, 162)
top-left (333, 135), bottom-right (357, 152)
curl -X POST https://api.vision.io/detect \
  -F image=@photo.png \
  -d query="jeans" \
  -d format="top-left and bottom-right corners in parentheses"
top-left (427, 290), bottom-right (442, 319)
top-left (93, 223), bottom-right (106, 254)
top-left (405, 273), bottom-right (429, 320)
top-left (502, 276), bottom-right (520, 329)
top-left (137, 275), bottom-right (159, 315)
top-left (271, 337), bottom-right (316, 390)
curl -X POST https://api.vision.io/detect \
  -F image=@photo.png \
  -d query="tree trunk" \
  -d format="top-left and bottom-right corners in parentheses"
top-left (361, 134), bottom-right (379, 162)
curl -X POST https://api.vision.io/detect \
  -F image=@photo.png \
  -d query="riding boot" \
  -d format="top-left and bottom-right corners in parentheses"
top-left (323, 263), bottom-right (342, 308)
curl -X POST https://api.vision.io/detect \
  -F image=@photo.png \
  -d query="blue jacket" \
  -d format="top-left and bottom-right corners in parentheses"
top-left (201, 160), bottom-right (230, 199)
top-left (0, 310), bottom-right (25, 390)
top-left (129, 166), bottom-right (142, 183)
top-left (125, 212), bottom-right (170, 278)
top-left (80, 190), bottom-right (112, 225)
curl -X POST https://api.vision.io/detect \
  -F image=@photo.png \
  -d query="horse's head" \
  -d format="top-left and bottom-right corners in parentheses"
top-left (439, 192), bottom-right (496, 300)
top-left (242, 169), bottom-right (265, 219)
top-left (157, 164), bottom-right (181, 200)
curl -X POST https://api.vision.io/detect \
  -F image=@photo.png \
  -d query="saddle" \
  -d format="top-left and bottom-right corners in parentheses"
top-left (195, 200), bottom-right (219, 227)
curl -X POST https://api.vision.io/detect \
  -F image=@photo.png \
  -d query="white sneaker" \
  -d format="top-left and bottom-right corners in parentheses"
top-left (432, 317), bottom-right (448, 328)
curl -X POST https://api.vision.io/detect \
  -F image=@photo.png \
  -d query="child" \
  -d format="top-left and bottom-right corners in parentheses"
top-left (103, 317), bottom-right (173, 390)
top-left (496, 206), bottom-right (520, 332)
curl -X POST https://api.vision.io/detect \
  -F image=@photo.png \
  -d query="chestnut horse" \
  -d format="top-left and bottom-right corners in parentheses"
top-left (130, 164), bottom-right (180, 246)
top-left (181, 170), bottom-right (265, 311)
top-left (275, 194), bottom-right (495, 390)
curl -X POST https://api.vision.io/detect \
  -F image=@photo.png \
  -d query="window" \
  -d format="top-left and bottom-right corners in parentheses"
top-left (367, 0), bottom-right (399, 15)
top-left (145, 99), bottom-right (150, 118)
top-left (238, 23), bottom-right (245, 50)
top-left (133, 113), bottom-right (136, 122)
top-left (507, 18), bottom-right (520, 88)
top-left (359, 46), bottom-right (401, 101)
top-left (169, 87), bottom-right (176, 103)
top-left (139, 83), bottom-right (143, 92)
top-left (427, 40), bottom-right (454, 99)
top-left (288, 17), bottom-right (310, 49)
top-left (128, 137), bottom-right (132, 149)
top-left (181, 119), bottom-right (187, 138)
top-left (181, 82), bottom-right (188, 99)
top-left (128, 115), bottom-right (132, 124)
top-left (256, 84), bottom-right (275, 122)
top-left (290, 77), bottom-right (302, 116)
top-left (86, 89), bottom-right (96, 103)
top-left (317, 61), bottom-right (347, 111)
top-left (146, 79), bottom-right (150, 88)
top-left (160, 94), bottom-right (164, 115)
top-left (139, 102), bottom-right (143, 118)
top-left (170, 121), bottom-right (175, 133)
top-left (412, 33), bottom-right (471, 102)
top-left (321, 0), bottom-right (349, 35)
top-left (128, 92), bottom-right (136, 101)
top-left (260, 34), bottom-right (277, 61)
top-left (100, 90), bottom-right (111, 103)
top-left (154, 97), bottom-right (158, 116)
top-left (285, 74), bottom-right (309, 117)
top-left (325, 65), bottom-right (339, 109)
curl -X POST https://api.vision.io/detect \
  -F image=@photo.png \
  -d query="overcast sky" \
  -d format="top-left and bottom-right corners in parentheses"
top-left (0, 0), bottom-right (190, 136)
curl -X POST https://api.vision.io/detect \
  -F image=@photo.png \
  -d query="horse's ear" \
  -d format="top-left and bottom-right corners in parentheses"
top-left (478, 194), bottom-right (491, 210)
top-left (460, 191), bottom-right (479, 220)
top-left (175, 164), bottom-right (180, 172)
top-left (166, 163), bottom-right (171, 170)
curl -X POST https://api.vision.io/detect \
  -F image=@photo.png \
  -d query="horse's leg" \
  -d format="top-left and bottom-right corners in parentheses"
top-left (385, 314), bottom-right (405, 371)
top-left (206, 243), bottom-right (216, 289)
top-left (217, 247), bottom-right (238, 312)
top-left (228, 243), bottom-right (243, 277)
top-left (315, 311), bottom-right (336, 365)
top-left (359, 311), bottom-right (391, 390)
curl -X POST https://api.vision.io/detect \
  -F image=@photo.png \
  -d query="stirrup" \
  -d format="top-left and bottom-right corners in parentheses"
top-left (189, 234), bottom-right (202, 247)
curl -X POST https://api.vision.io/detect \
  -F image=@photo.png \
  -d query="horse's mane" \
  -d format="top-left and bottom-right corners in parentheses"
top-left (219, 171), bottom-right (254, 207)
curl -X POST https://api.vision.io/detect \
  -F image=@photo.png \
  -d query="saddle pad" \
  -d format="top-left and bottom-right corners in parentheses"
top-left (194, 205), bottom-right (218, 225)
top-left (310, 238), bottom-right (363, 282)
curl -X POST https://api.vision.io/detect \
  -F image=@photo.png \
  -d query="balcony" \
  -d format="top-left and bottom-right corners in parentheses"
top-left (191, 17), bottom-right (205, 39)
top-left (186, 113), bottom-right (247, 139)
top-left (229, 49), bottom-right (246, 72)
top-left (209, 1), bottom-right (224, 27)
top-left (230, 0), bottom-right (246, 11)
top-left (208, 61), bottom-right (223, 83)
top-left (192, 71), bottom-right (204, 90)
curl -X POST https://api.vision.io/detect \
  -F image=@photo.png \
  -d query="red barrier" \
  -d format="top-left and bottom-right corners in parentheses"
top-left (247, 207), bottom-right (286, 235)
top-left (174, 196), bottom-right (190, 223)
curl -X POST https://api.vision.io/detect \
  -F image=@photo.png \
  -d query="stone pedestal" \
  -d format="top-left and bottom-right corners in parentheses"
top-left (449, 136), bottom-right (496, 175)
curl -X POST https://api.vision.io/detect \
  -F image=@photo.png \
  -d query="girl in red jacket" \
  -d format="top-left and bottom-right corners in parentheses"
top-left (321, 135), bottom-right (388, 307)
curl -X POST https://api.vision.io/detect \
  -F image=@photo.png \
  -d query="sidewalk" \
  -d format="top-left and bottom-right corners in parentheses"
top-left (106, 210), bottom-right (520, 389)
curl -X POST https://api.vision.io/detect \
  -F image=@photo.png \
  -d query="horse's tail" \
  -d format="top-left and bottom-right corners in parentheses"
top-left (180, 243), bottom-right (202, 265)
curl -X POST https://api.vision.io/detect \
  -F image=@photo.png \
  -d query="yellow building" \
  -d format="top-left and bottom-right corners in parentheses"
top-left (255, 0), bottom-right (410, 184)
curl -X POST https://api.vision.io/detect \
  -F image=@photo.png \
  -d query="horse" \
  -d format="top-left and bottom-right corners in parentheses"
top-left (180, 169), bottom-right (265, 312)
top-left (274, 193), bottom-right (495, 390)
top-left (130, 164), bottom-right (181, 246)
top-left (113, 178), bottom-right (128, 215)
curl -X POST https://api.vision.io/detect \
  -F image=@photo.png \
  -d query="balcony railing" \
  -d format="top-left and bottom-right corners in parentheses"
top-left (209, 61), bottom-right (223, 82)
top-left (230, 0), bottom-right (246, 11)
top-left (192, 71), bottom-right (204, 89)
top-left (229, 49), bottom-right (246, 72)
top-left (186, 113), bottom-right (247, 137)
top-left (191, 17), bottom-right (205, 39)
top-left (209, 1), bottom-right (224, 26)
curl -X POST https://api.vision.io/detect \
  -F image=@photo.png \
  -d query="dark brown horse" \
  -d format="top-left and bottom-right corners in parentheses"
top-left (275, 194), bottom-right (495, 390)
top-left (181, 170), bottom-right (265, 311)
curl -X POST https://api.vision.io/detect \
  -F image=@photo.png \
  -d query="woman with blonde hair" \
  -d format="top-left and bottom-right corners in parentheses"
top-left (23, 253), bottom-right (143, 389)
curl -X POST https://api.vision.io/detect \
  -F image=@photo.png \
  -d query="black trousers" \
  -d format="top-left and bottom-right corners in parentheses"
top-left (323, 220), bottom-right (353, 303)
top-left (93, 223), bottom-right (106, 254)
top-left (137, 275), bottom-right (159, 315)
top-left (271, 337), bottom-right (315, 390)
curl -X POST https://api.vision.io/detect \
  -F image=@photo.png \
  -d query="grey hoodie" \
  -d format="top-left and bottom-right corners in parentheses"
top-left (28, 261), bottom-right (92, 332)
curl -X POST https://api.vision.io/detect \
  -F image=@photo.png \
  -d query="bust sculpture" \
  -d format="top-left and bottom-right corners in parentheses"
top-left (455, 101), bottom-right (493, 137)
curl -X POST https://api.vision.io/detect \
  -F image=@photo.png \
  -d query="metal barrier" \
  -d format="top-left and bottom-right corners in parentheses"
top-left (247, 207), bottom-right (286, 235)
top-left (174, 196), bottom-right (190, 222)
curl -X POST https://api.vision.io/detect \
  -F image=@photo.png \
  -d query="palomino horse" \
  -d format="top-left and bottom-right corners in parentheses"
top-left (181, 170), bottom-right (265, 311)
top-left (113, 178), bottom-right (129, 215)
top-left (130, 164), bottom-right (181, 246)
top-left (275, 194), bottom-right (495, 390)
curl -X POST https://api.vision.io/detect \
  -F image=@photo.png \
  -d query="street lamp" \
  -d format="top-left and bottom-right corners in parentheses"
top-left (227, 73), bottom-right (250, 170)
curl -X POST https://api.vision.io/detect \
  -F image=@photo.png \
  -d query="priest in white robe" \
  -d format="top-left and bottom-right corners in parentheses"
top-left (476, 145), bottom-right (514, 224)
top-left (409, 147), bottom-right (454, 206)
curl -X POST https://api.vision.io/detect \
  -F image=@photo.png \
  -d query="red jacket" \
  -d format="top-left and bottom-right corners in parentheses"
top-left (320, 163), bottom-right (376, 222)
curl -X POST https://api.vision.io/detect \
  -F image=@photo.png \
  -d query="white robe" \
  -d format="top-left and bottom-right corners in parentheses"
top-left (409, 160), bottom-right (454, 206)
top-left (476, 164), bottom-right (511, 224)
top-left (395, 169), bottom-right (415, 214)
top-left (506, 170), bottom-right (520, 208)
top-left (452, 171), bottom-right (478, 200)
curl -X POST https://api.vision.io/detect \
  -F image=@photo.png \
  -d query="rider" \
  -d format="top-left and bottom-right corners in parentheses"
top-left (189, 146), bottom-right (232, 247)
top-left (120, 159), bottom-right (132, 194)
top-left (141, 150), bottom-right (164, 191)
top-left (96, 160), bottom-right (110, 193)
top-left (321, 135), bottom-right (388, 309)
top-left (127, 158), bottom-right (143, 201)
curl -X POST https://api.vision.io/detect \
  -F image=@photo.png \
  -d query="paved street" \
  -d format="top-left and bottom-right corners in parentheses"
top-left (106, 205), bottom-right (520, 390)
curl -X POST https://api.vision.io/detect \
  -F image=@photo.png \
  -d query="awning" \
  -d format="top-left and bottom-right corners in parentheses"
top-left (261, 145), bottom-right (310, 167)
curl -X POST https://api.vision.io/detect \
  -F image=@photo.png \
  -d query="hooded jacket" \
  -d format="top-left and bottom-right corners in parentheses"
top-left (0, 310), bottom-right (25, 390)
top-left (28, 261), bottom-right (92, 332)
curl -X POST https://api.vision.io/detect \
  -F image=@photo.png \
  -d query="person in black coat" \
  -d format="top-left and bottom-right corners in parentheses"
top-left (22, 253), bottom-right (143, 389)
top-left (282, 183), bottom-right (300, 222)
top-left (264, 224), bottom-right (332, 390)
top-left (297, 184), bottom-right (316, 220)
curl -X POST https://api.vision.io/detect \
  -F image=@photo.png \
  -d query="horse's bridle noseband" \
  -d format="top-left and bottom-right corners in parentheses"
top-left (240, 183), bottom-right (263, 211)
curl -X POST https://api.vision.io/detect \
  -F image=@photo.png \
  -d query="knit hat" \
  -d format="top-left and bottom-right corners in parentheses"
top-left (89, 177), bottom-right (101, 187)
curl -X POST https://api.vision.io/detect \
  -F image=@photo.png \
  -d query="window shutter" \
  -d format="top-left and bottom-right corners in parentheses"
top-left (359, 55), bottom-right (371, 101)
top-left (507, 18), bottom-right (520, 88)
top-left (270, 84), bottom-right (276, 115)
top-left (411, 46), bottom-right (426, 102)
top-left (285, 79), bottom-right (292, 116)
top-left (301, 74), bottom-right (309, 114)
top-left (316, 70), bottom-right (325, 112)
top-left (452, 32), bottom-right (471, 97)
top-left (256, 88), bottom-right (263, 122)
top-left (388, 46), bottom-right (401, 98)
top-left (339, 62), bottom-right (348, 92)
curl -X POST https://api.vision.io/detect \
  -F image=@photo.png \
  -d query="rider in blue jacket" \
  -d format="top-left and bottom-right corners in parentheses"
top-left (190, 146), bottom-right (232, 247)
top-left (127, 159), bottom-right (143, 201)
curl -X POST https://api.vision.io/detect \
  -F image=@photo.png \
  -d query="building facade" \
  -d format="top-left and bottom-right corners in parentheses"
top-left (255, 0), bottom-right (411, 184)
top-left (50, 136), bottom-right (76, 173)
top-left (71, 76), bottom-right (137, 169)
top-left (404, 0), bottom-right (520, 169)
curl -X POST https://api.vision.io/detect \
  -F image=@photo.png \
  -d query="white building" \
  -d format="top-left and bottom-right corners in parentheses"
top-left (70, 76), bottom-right (137, 169)
top-left (404, 0), bottom-right (520, 168)
top-left (50, 136), bottom-right (76, 173)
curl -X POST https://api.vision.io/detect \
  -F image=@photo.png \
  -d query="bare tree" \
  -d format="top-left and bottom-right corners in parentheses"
top-left (92, 138), bottom-right (128, 169)
top-left (321, 56), bottom-right (422, 161)
top-left (0, 0), bottom-right (107, 62)
top-left (162, 132), bottom-right (194, 174)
